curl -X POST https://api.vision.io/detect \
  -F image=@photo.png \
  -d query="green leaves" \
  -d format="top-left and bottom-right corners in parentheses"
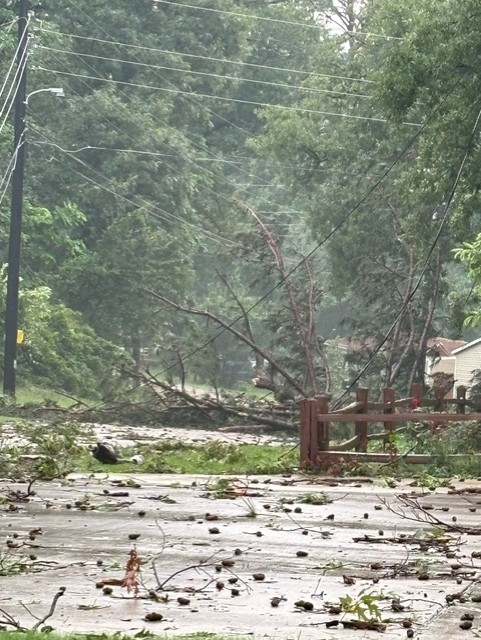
top-left (338, 589), bottom-right (385, 621)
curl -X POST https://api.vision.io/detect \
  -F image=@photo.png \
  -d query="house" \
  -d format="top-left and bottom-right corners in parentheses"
top-left (425, 336), bottom-right (481, 394)
top-left (425, 337), bottom-right (467, 398)
top-left (335, 335), bottom-right (480, 395)
top-left (452, 337), bottom-right (481, 392)
top-left (425, 337), bottom-right (466, 381)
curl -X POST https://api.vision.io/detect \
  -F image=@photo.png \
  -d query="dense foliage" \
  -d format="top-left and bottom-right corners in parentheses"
top-left (0, 0), bottom-right (480, 400)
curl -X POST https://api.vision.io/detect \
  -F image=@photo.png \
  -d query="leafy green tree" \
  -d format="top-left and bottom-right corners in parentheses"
top-left (19, 286), bottom-right (126, 397)
top-left (58, 209), bottom-right (193, 364)
top-left (5, 0), bottom-right (475, 399)
top-left (0, 269), bottom-right (125, 397)
top-left (372, 0), bottom-right (481, 234)
top-left (453, 238), bottom-right (481, 328)
top-left (249, 0), bottom-right (456, 393)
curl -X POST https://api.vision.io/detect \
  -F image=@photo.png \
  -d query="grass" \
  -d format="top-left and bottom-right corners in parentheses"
top-left (1, 384), bottom-right (85, 409)
top-left (80, 440), bottom-right (298, 475)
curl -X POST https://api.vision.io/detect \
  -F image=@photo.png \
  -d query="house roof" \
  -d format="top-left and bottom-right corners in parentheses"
top-left (427, 337), bottom-right (467, 357)
top-left (452, 336), bottom-right (481, 355)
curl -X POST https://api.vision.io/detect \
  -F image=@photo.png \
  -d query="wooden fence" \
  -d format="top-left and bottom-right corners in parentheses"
top-left (300, 383), bottom-right (481, 469)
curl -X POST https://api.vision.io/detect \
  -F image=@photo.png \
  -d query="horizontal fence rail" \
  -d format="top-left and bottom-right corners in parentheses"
top-left (299, 383), bottom-right (481, 469)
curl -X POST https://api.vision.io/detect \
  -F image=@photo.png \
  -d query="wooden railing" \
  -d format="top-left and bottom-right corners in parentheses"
top-left (299, 383), bottom-right (481, 469)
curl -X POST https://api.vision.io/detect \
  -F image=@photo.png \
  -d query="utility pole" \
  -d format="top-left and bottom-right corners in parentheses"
top-left (3, 0), bottom-right (29, 396)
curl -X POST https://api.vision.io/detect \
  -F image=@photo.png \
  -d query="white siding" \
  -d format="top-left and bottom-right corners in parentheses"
top-left (426, 356), bottom-right (455, 379)
top-left (426, 356), bottom-right (455, 397)
top-left (454, 343), bottom-right (481, 390)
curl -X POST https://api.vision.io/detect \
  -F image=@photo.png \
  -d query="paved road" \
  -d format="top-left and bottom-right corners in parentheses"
top-left (0, 471), bottom-right (480, 638)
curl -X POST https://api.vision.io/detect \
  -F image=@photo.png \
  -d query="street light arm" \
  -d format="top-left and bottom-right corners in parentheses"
top-left (25, 87), bottom-right (64, 103)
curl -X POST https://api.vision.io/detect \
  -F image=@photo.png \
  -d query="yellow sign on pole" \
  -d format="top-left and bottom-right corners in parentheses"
top-left (16, 330), bottom-right (25, 344)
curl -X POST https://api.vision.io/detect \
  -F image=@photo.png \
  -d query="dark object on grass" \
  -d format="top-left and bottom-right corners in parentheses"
top-left (92, 442), bottom-right (119, 464)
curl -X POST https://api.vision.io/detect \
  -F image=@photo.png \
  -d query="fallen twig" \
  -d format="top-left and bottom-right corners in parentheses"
top-left (31, 587), bottom-right (65, 630)
top-left (383, 494), bottom-right (481, 535)
top-left (352, 534), bottom-right (455, 548)
top-left (0, 587), bottom-right (65, 632)
top-left (341, 619), bottom-right (387, 632)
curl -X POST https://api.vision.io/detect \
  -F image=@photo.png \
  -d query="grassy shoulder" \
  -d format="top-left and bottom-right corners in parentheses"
top-left (5, 384), bottom-right (481, 481)
top-left (80, 440), bottom-right (298, 475)
top-left (0, 417), bottom-right (298, 478)
top-left (5, 415), bottom-right (481, 480)
top-left (0, 385), bottom-right (89, 422)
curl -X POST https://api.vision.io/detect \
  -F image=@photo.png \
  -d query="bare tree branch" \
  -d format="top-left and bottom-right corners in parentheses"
top-left (237, 200), bottom-right (320, 394)
top-left (144, 289), bottom-right (308, 397)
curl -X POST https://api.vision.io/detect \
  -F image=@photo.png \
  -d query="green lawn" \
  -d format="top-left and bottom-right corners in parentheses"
top-left (3, 384), bottom-right (85, 409)
top-left (81, 440), bottom-right (299, 475)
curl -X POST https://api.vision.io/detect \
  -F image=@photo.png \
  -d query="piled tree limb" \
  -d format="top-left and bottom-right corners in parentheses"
top-left (128, 369), bottom-right (299, 431)
top-left (3, 366), bottom-right (299, 431)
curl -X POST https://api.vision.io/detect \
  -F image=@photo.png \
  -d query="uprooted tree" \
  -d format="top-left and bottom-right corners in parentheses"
top-left (145, 200), bottom-right (333, 406)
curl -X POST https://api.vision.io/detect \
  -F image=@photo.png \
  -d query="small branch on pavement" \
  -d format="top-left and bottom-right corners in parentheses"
top-left (0, 587), bottom-right (65, 632)
top-left (0, 607), bottom-right (24, 630)
top-left (31, 587), bottom-right (65, 630)
top-left (382, 494), bottom-right (481, 535)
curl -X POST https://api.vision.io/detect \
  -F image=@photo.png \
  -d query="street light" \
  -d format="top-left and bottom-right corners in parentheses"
top-left (3, 73), bottom-right (64, 396)
top-left (26, 87), bottom-right (65, 103)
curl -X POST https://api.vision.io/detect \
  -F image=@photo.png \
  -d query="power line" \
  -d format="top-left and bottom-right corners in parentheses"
top-left (0, 45), bottom-right (28, 136)
top-left (0, 17), bottom-right (18, 32)
top-left (36, 66), bottom-right (422, 126)
top-left (43, 0), bottom-right (451, 396)
top-left (35, 8), bottom-right (418, 241)
top-left (0, 14), bottom-right (31, 134)
top-left (39, 5), bottom-right (422, 292)
top-left (41, 13), bottom-right (369, 219)
top-left (34, 53), bottom-right (295, 211)
top-left (37, 45), bottom-right (373, 100)
top-left (333, 101), bottom-right (481, 407)
top-left (154, 0), bottom-right (403, 40)
top-left (37, 26), bottom-right (375, 85)
top-left (44, 35), bottom-right (268, 146)
top-left (0, 141), bottom-right (21, 210)
top-left (29, 141), bottom-right (373, 176)
top-left (43, 0), bottom-right (388, 197)
top-left (36, 50), bottom-right (305, 209)
top-left (0, 20), bottom-right (26, 101)
top-left (146, 130), bottom-right (436, 375)
top-left (142, 67), bottom-right (474, 379)
top-left (29, 127), bottom-right (244, 248)
top-left (31, 136), bottom-right (295, 248)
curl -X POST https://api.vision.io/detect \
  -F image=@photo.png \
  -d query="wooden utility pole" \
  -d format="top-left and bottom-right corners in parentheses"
top-left (3, 0), bottom-right (29, 395)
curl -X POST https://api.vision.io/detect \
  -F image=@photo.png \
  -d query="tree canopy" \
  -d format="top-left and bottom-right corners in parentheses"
top-left (0, 0), bottom-right (480, 400)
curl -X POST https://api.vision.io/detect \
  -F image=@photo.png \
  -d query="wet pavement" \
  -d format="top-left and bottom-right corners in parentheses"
top-left (1, 465), bottom-right (481, 638)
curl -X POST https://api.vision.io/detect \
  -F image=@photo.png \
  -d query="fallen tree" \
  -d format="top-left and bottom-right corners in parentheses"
top-left (127, 368), bottom-right (299, 432)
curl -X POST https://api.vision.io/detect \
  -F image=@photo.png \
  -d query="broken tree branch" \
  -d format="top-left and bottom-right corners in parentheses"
top-left (131, 369), bottom-right (298, 430)
top-left (144, 289), bottom-right (307, 397)
top-left (381, 494), bottom-right (481, 535)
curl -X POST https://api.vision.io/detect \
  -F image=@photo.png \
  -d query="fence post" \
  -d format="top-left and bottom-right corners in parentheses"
top-left (457, 385), bottom-right (467, 414)
top-left (383, 387), bottom-right (396, 453)
top-left (300, 399), bottom-right (311, 469)
top-left (300, 398), bottom-right (321, 469)
top-left (410, 382), bottom-right (424, 408)
top-left (355, 387), bottom-right (369, 452)
top-left (317, 394), bottom-right (330, 453)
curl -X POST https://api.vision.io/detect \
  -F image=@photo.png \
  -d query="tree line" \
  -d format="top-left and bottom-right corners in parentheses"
top-left (0, 0), bottom-right (480, 401)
